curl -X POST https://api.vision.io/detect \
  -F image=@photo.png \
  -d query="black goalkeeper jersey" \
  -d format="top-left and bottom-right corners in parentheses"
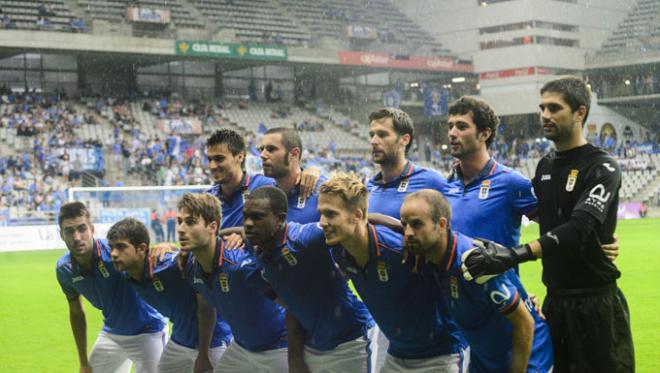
top-left (532, 144), bottom-right (621, 290)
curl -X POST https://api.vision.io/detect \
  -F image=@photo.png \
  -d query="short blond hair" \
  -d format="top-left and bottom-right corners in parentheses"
top-left (177, 193), bottom-right (222, 229)
top-left (319, 172), bottom-right (368, 216)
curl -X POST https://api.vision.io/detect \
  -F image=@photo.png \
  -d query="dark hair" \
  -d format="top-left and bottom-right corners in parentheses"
top-left (247, 186), bottom-right (288, 215)
top-left (58, 201), bottom-right (91, 228)
top-left (368, 108), bottom-right (414, 154)
top-left (107, 218), bottom-right (150, 249)
top-left (177, 193), bottom-right (222, 229)
top-left (264, 127), bottom-right (303, 160)
top-left (206, 129), bottom-right (246, 168)
top-left (448, 96), bottom-right (499, 148)
top-left (405, 189), bottom-right (451, 224)
top-left (540, 76), bottom-right (591, 126)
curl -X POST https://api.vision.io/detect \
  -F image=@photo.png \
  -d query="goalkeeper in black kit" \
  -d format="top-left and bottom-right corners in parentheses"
top-left (462, 76), bottom-right (634, 373)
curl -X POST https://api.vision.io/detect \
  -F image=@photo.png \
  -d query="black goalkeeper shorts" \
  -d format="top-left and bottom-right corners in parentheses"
top-left (542, 284), bottom-right (634, 373)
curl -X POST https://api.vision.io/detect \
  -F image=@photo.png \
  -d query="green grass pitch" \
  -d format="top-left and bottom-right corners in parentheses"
top-left (0, 218), bottom-right (658, 372)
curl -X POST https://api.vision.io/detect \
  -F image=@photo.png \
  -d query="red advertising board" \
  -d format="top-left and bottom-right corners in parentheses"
top-left (338, 51), bottom-right (472, 73)
top-left (479, 67), bottom-right (550, 80)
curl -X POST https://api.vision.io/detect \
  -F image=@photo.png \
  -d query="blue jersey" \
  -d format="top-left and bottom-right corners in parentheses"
top-left (207, 173), bottom-right (276, 229)
top-left (255, 222), bottom-right (374, 351)
top-left (284, 175), bottom-right (327, 224)
top-left (55, 239), bottom-right (166, 336)
top-left (367, 162), bottom-right (446, 219)
top-left (124, 252), bottom-right (232, 349)
top-left (185, 238), bottom-right (287, 352)
top-left (332, 224), bottom-right (466, 359)
top-left (445, 159), bottom-right (537, 248)
top-left (435, 232), bottom-right (553, 373)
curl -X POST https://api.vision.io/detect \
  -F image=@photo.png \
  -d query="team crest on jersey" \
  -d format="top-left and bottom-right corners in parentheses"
top-left (281, 247), bottom-right (298, 266)
top-left (242, 190), bottom-right (250, 203)
top-left (152, 277), bottom-right (165, 292)
top-left (97, 262), bottom-right (110, 278)
top-left (376, 261), bottom-right (389, 282)
top-left (566, 169), bottom-right (579, 192)
top-left (478, 180), bottom-right (491, 200)
top-left (297, 195), bottom-right (306, 209)
top-left (219, 273), bottom-right (230, 292)
top-left (450, 276), bottom-right (459, 299)
top-left (397, 179), bottom-right (410, 192)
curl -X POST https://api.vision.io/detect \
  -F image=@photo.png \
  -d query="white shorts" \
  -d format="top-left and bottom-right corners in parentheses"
top-left (89, 327), bottom-right (168, 373)
top-left (213, 342), bottom-right (288, 373)
top-left (380, 347), bottom-right (470, 373)
top-left (158, 339), bottom-right (228, 373)
top-left (371, 327), bottom-right (389, 372)
top-left (303, 327), bottom-right (376, 373)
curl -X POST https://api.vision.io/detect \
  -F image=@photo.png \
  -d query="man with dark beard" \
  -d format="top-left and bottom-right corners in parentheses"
top-left (258, 128), bottom-right (326, 224)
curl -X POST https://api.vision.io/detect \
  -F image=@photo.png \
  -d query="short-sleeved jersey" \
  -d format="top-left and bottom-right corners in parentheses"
top-left (532, 144), bottom-right (621, 289)
top-left (255, 222), bottom-right (374, 351)
top-left (55, 239), bottom-right (166, 336)
top-left (207, 173), bottom-right (276, 229)
top-left (332, 224), bottom-right (466, 359)
top-left (125, 252), bottom-right (232, 348)
top-left (184, 238), bottom-right (287, 352)
top-left (436, 232), bottom-right (553, 373)
top-left (367, 162), bottom-right (447, 219)
top-left (445, 159), bottom-right (537, 248)
top-left (284, 175), bottom-right (327, 224)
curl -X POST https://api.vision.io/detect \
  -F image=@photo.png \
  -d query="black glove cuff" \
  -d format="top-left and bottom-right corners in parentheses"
top-left (513, 244), bottom-right (535, 263)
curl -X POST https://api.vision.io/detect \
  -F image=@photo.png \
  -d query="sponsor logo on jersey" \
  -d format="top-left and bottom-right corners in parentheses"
top-left (490, 284), bottom-right (512, 305)
top-left (479, 180), bottom-right (491, 200)
top-left (193, 277), bottom-right (204, 285)
top-left (450, 276), bottom-right (459, 299)
top-left (397, 178), bottom-right (410, 192)
top-left (242, 190), bottom-right (250, 203)
top-left (565, 169), bottom-right (579, 192)
top-left (98, 262), bottom-right (110, 278)
top-left (72, 276), bottom-right (84, 283)
top-left (219, 273), bottom-right (230, 292)
top-left (447, 187), bottom-right (460, 194)
top-left (152, 277), bottom-right (165, 292)
top-left (541, 174), bottom-right (551, 181)
top-left (603, 162), bottom-right (615, 172)
top-left (584, 184), bottom-right (611, 213)
top-left (281, 247), bottom-right (298, 266)
top-left (376, 261), bottom-right (389, 282)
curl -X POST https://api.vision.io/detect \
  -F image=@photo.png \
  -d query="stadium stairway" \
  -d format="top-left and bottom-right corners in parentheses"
top-left (631, 155), bottom-right (660, 204)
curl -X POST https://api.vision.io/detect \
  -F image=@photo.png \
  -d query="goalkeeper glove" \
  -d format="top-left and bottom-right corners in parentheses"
top-left (461, 238), bottom-right (535, 282)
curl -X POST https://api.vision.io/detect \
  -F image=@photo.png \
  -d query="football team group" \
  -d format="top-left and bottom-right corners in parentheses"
top-left (55, 76), bottom-right (634, 373)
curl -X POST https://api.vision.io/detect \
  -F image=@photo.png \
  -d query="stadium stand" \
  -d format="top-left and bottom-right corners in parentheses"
top-left (278, 0), bottom-right (449, 53)
top-left (77, 0), bottom-right (204, 29)
top-left (1, 0), bottom-right (78, 31)
top-left (191, 0), bottom-right (310, 46)
top-left (597, 0), bottom-right (660, 55)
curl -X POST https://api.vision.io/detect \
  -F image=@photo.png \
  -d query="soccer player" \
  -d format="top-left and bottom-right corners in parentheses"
top-left (177, 192), bottom-right (289, 372)
top-left (367, 108), bottom-right (446, 219)
top-left (205, 129), bottom-right (275, 229)
top-left (205, 128), bottom-right (319, 229)
top-left (444, 96), bottom-right (536, 252)
top-left (400, 190), bottom-right (553, 373)
top-left (365, 108), bottom-right (447, 367)
top-left (318, 173), bottom-right (468, 373)
top-left (462, 76), bottom-right (634, 372)
top-left (107, 218), bottom-right (233, 373)
top-left (55, 202), bottom-right (167, 373)
top-left (243, 186), bottom-right (375, 373)
top-left (258, 127), bottom-right (326, 223)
